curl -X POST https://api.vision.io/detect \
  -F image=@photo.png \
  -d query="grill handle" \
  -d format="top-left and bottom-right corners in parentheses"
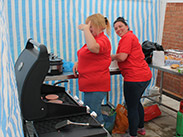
top-left (25, 38), bottom-right (48, 59)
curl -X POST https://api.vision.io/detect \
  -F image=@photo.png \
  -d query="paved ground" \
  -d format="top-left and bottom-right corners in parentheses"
top-left (111, 95), bottom-right (180, 137)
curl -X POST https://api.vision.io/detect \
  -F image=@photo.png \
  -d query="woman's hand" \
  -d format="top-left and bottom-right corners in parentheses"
top-left (78, 21), bottom-right (91, 31)
top-left (73, 62), bottom-right (78, 77)
top-left (111, 54), bottom-right (116, 61)
top-left (111, 53), bottom-right (128, 62)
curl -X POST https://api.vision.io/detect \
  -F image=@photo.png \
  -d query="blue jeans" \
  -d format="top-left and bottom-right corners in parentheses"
top-left (83, 92), bottom-right (107, 124)
top-left (124, 80), bottom-right (151, 136)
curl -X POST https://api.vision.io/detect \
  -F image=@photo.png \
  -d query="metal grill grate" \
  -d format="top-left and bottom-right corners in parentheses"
top-left (33, 114), bottom-right (98, 134)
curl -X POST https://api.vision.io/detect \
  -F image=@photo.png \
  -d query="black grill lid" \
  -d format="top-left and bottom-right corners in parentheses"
top-left (15, 39), bottom-right (87, 121)
top-left (15, 38), bottom-right (50, 120)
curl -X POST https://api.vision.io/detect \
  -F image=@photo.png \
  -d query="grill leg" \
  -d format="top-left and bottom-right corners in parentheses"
top-left (23, 120), bottom-right (31, 137)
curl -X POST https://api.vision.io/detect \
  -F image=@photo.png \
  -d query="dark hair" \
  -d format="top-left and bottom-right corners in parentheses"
top-left (104, 17), bottom-right (108, 25)
top-left (113, 17), bottom-right (128, 27)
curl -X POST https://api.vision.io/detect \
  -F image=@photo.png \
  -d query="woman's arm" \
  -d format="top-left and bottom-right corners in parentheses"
top-left (78, 21), bottom-right (100, 53)
top-left (111, 53), bottom-right (128, 62)
top-left (72, 62), bottom-right (78, 77)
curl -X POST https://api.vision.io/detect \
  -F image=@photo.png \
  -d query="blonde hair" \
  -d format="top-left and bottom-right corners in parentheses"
top-left (85, 13), bottom-right (111, 36)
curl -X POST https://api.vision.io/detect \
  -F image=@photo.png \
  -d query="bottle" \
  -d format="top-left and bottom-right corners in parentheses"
top-left (176, 100), bottom-right (183, 137)
top-left (180, 100), bottom-right (183, 113)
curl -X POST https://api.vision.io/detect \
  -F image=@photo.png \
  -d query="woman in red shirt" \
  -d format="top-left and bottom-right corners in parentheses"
top-left (73, 13), bottom-right (111, 124)
top-left (111, 17), bottom-right (152, 137)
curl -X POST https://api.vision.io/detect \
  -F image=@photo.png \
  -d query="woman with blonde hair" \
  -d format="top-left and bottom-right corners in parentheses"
top-left (73, 13), bottom-right (111, 124)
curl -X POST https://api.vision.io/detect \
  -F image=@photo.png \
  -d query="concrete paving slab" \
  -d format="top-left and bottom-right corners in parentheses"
top-left (111, 94), bottom-right (180, 137)
top-left (142, 123), bottom-right (161, 137)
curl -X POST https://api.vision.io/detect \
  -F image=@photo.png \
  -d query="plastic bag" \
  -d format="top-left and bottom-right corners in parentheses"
top-left (112, 104), bottom-right (129, 134)
top-left (103, 109), bottom-right (116, 134)
top-left (62, 60), bottom-right (74, 72)
top-left (144, 104), bottom-right (161, 122)
top-left (142, 40), bottom-right (164, 64)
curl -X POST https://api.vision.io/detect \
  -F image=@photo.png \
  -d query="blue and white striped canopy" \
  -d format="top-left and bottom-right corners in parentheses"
top-left (4, 0), bottom-right (161, 106)
top-left (5, 0), bottom-right (161, 62)
top-left (0, 0), bottom-right (24, 137)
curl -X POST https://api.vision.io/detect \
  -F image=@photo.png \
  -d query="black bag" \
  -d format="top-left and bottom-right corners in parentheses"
top-left (142, 40), bottom-right (164, 64)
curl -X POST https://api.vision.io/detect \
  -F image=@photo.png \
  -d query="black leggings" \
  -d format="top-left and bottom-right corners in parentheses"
top-left (124, 80), bottom-right (151, 136)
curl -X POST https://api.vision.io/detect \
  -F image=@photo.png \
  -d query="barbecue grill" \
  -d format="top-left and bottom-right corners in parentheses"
top-left (14, 39), bottom-right (107, 137)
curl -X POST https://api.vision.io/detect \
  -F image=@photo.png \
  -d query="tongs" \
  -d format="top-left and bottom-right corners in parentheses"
top-left (55, 120), bottom-right (103, 130)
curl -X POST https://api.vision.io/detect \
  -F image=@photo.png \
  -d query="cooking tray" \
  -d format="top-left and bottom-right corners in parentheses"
top-left (40, 84), bottom-right (87, 120)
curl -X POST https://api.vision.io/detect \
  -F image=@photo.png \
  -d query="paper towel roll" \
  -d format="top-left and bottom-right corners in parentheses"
top-left (152, 51), bottom-right (165, 66)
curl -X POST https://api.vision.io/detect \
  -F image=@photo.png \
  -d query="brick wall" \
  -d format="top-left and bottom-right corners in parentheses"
top-left (156, 3), bottom-right (183, 98)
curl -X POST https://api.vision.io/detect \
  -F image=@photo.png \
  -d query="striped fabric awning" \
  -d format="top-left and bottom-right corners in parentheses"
top-left (0, 0), bottom-right (24, 137)
top-left (4, 0), bottom-right (161, 107)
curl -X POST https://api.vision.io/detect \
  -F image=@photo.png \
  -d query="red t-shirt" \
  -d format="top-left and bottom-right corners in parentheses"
top-left (117, 31), bottom-right (152, 82)
top-left (77, 32), bottom-right (111, 92)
